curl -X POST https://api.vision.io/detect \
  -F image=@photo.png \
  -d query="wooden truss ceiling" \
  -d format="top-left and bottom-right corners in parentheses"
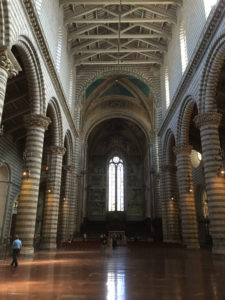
top-left (60, 0), bottom-right (182, 66)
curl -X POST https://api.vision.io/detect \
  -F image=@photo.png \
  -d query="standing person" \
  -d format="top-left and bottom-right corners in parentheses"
top-left (11, 235), bottom-right (22, 268)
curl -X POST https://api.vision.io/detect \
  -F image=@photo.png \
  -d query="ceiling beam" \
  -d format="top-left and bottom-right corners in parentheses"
top-left (120, 24), bottom-right (171, 39)
top-left (74, 24), bottom-right (118, 35)
top-left (60, 0), bottom-right (182, 6)
top-left (122, 5), bottom-right (176, 21)
top-left (74, 48), bottom-right (160, 54)
top-left (67, 6), bottom-right (100, 20)
top-left (133, 38), bottom-right (167, 52)
top-left (66, 17), bottom-right (175, 25)
top-left (68, 33), bottom-right (169, 40)
top-left (74, 59), bottom-right (162, 65)
top-left (71, 40), bottom-right (99, 52)
top-left (65, 7), bottom-right (118, 23)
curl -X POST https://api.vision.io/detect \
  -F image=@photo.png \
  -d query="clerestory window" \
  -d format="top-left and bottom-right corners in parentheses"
top-left (108, 156), bottom-right (124, 211)
top-left (34, 0), bottom-right (43, 15)
top-left (204, 0), bottom-right (218, 18)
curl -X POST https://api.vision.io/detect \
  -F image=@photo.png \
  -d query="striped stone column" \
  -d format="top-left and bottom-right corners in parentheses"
top-left (41, 146), bottom-right (66, 249)
top-left (0, 46), bottom-right (21, 124)
top-left (66, 139), bottom-right (81, 235)
top-left (161, 164), bottom-right (180, 242)
top-left (160, 164), bottom-right (169, 240)
top-left (16, 114), bottom-right (51, 255)
top-left (194, 112), bottom-right (225, 254)
top-left (174, 145), bottom-right (199, 248)
top-left (67, 167), bottom-right (78, 235)
top-left (58, 164), bottom-right (72, 243)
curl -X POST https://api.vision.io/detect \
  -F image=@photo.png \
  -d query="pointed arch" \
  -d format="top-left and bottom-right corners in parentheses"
top-left (177, 96), bottom-right (197, 145)
top-left (163, 129), bottom-right (176, 165)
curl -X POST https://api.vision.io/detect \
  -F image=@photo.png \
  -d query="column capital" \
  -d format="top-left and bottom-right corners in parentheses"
top-left (173, 144), bottom-right (192, 155)
top-left (194, 112), bottom-right (222, 129)
top-left (160, 164), bottom-right (177, 172)
top-left (149, 129), bottom-right (157, 139)
top-left (24, 114), bottom-right (51, 130)
top-left (0, 46), bottom-right (21, 78)
top-left (47, 146), bottom-right (66, 156)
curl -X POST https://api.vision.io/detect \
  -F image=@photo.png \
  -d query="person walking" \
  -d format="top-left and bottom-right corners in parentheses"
top-left (11, 235), bottom-right (22, 268)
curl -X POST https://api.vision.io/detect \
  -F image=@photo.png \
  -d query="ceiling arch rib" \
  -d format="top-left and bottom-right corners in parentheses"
top-left (61, 0), bottom-right (181, 66)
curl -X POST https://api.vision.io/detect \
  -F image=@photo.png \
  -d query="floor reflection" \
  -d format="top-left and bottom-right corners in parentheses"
top-left (0, 247), bottom-right (224, 299)
top-left (107, 271), bottom-right (125, 300)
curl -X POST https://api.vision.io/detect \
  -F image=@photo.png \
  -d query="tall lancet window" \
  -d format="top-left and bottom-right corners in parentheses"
top-left (108, 156), bottom-right (124, 211)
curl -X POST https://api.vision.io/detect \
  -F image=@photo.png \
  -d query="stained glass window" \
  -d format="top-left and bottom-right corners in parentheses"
top-left (108, 156), bottom-right (124, 211)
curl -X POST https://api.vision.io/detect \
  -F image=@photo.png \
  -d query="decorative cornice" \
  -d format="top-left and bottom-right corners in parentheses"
top-left (173, 144), bottom-right (192, 155)
top-left (194, 112), bottom-right (222, 128)
top-left (158, 1), bottom-right (225, 136)
top-left (47, 146), bottom-right (66, 156)
top-left (23, 114), bottom-right (51, 130)
top-left (22, 0), bottom-right (78, 137)
top-left (0, 46), bottom-right (21, 78)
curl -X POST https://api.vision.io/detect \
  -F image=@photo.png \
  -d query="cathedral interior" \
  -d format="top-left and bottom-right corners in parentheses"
top-left (0, 0), bottom-right (225, 298)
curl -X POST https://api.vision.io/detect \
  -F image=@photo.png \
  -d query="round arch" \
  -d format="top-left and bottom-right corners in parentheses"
top-left (163, 129), bottom-right (176, 165)
top-left (12, 36), bottom-right (46, 114)
top-left (83, 112), bottom-right (151, 146)
top-left (199, 34), bottom-right (225, 113)
top-left (46, 98), bottom-right (63, 147)
top-left (177, 96), bottom-right (197, 145)
top-left (63, 130), bottom-right (73, 166)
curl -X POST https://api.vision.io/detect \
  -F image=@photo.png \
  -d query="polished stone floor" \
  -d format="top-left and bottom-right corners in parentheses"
top-left (0, 246), bottom-right (225, 299)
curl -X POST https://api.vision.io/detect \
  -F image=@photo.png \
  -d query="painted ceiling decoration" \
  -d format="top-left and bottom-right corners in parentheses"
top-left (60, 0), bottom-right (181, 66)
top-left (101, 81), bottom-right (135, 98)
top-left (85, 75), bottom-right (150, 100)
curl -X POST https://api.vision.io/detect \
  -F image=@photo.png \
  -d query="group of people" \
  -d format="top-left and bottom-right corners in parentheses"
top-left (100, 233), bottom-right (124, 248)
